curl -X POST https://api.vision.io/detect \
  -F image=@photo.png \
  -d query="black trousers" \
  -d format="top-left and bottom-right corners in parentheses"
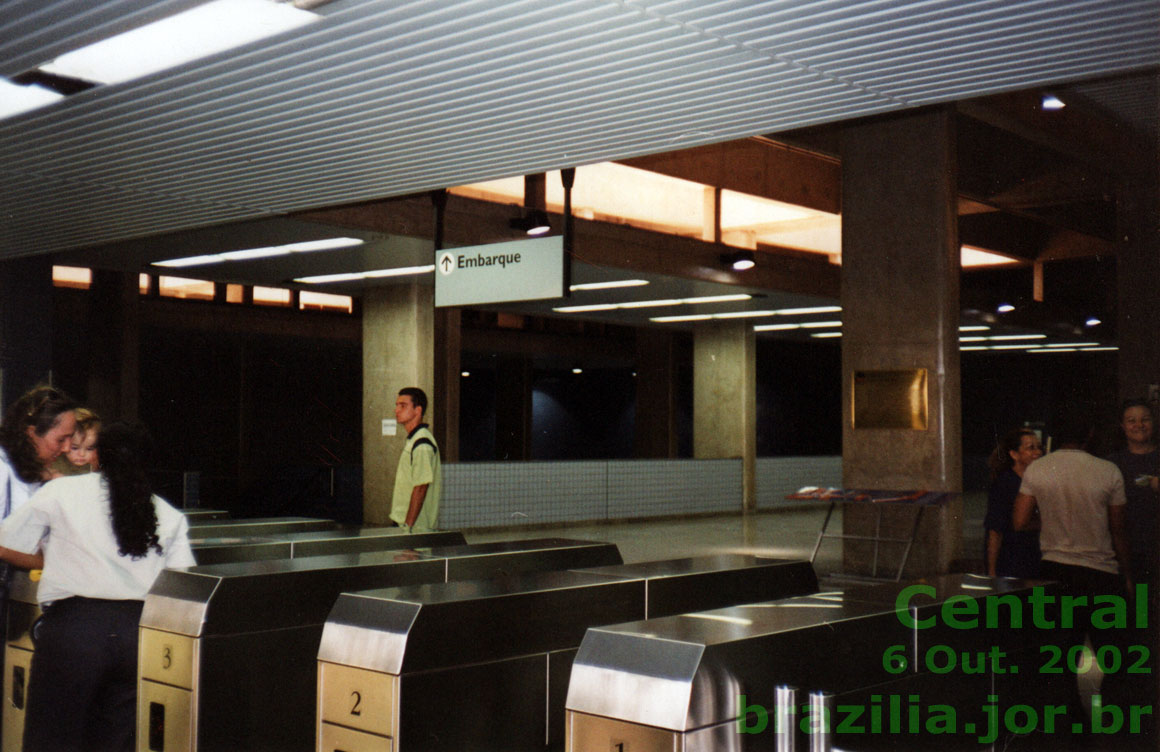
top-left (23, 597), bottom-right (144, 752)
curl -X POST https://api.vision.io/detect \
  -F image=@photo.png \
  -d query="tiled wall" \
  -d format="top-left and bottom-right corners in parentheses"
top-left (441, 456), bottom-right (842, 528)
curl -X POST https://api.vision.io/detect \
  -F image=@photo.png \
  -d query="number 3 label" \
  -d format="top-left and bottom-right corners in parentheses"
top-left (162, 646), bottom-right (172, 670)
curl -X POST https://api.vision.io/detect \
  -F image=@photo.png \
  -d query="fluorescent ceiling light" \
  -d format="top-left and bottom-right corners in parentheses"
top-left (619, 298), bottom-right (681, 309)
top-left (988, 334), bottom-right (1046, 341)
top-left (771, 306), bottom-right (841, 315)
top-left (989, 344), bottom-right (1038, 350)
top-left (553, 304), bottom-right (620, 313)
top-left (650, 315), bottom-right (713, 323)
top-left (960, 336), bottom-right (986, 342)
top-left (569, 280), bottom-right (649, 291)
top-left (799, 320), bottom-right (842, 328)
top-left (1085, 318), bottom-right (1102, 327)
top-left (1041, 94), bottom-right (1066, 111)
top-left (959, 325), bottom-right (990, 332)
top-left (1031, 348), bottom-right (1075, 353)
top-left (754, 323), bottom-right (801, 331)
top-left (0, 79), bottom-right (64, 119)
top-left (961, 346), bottom-right (987, 351)
top-left (294, 265), bottom-right (434, 284)
top-left (811, 332), bottom-right (842, 338)
top-left (1081, 346), bottom-right (1119, 352)
top-left (713, 310), bottom-right (775, 319)
top-left (1045, 342), bottom-right (1100, 348)
top-left (997, 304), bottom-right (1015, 313)
top-left (554, 293), bottom-right (751, 314)
top-left (41, 0), bottom-right (320, 85)
top-left (157, 237), bottom-right (363, 268)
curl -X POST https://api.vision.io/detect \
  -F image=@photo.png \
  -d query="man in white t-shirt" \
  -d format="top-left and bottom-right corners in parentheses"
top-left (1014, 412), bottom-right (1133, 723)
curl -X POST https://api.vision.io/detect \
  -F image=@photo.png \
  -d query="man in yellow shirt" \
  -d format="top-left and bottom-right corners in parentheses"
top-left (390, 387), bottom-right (441, 532)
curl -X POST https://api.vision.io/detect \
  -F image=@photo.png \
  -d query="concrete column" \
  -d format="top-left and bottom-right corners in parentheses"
top-left (840, 107), bottom-right (962, 576)
top-left (433, 308), bottom-right (461, 463)
top-left (693, 320), bottom-right (756, 510)
top-left (362, 283), bottom-right (435, 525)
top-left (1116, 86), bottom-right (1160, 404)
top-left (0, 257), bottom-right (54, 408)
top-left (634, 328), bottom-right (678, 458)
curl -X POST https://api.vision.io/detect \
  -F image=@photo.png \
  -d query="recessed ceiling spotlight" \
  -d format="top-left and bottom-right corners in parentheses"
top-left (460, 371), bottom-right (470, 378)
top-left (997, 303), bottom-right (1015, 313)
top-left (721, 250), bottom-right (755, 271)
top-left (571, 367), bottom-right (583, 375)
top-left (1085, 317), bottom-right (1102, 327)
top-left (1041, 94), bottom-right (1066, 111)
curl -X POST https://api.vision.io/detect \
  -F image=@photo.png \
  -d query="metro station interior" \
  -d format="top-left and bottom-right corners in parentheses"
top-left (1, 1), bottom-right (1159, 750)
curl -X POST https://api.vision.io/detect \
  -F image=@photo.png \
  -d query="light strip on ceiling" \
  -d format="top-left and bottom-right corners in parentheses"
top-left (771, 306), bottom-right (842, 315)
top-left (989, 344), bottom-right (1040, 350)
top-left (960, 337), bottom-right (987, 342)
top-left (753, 323), bottom-right (802, 331)
top-left (1045, 342), bottom-right (1101, 348)
top-left (554, 293), bottom-right (751, 314)
top-left (1031, 348), bottom-right (1076, 353)
top-left (40, 0), bottom-right (320, 86)
top-left (295, 265), bottom-right (434, 284)
top-left (155, 237), bottom-right (364, 268)
top-left (959, 326), bottom-right (990, 332)
top-left (569, 280), bottom-right (649, 291)
top-left (0, 79), bottom-right (64, 119)
top-left (811, 332), bottom-right (842, 338)
top-left (988, 334), bottom-right (1047, 341)
top-left (961, 346), bottom-right (987, 351)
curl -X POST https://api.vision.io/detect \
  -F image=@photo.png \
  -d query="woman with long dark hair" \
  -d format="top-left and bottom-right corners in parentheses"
top-left (0, 421), bottom-right (195, 752)
top-left (0, 386), bottom-right (77, 519)
top-left (983, 427), bottom-right (1043, 577)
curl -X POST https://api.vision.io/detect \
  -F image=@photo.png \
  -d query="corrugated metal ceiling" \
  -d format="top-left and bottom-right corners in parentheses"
top-left (1, 0), bottom-right (1157, 258)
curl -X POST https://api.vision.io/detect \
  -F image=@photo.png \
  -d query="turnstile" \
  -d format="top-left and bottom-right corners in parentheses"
top-left (138, 538), bottom-right (621, 752)
top-left (185, 516), bottom-right (339, 537)
top-left (1, 529), bottom-right (466, 752)
top-left (189, 528), bottom-right (465, 565)
top-left (316, 555), bottom-right (818, 751)
top-left (565, 574), bottom-right (1062, 752)
top-left (181, 510), bottom-right (229, 521)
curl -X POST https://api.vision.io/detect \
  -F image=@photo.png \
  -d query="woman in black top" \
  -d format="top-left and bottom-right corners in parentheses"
top-left (983, 427), bottom-right (1043, 577)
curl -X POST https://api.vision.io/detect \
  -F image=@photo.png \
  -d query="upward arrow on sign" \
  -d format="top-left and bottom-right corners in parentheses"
top-left (440, 254), bottom-right (454, 273)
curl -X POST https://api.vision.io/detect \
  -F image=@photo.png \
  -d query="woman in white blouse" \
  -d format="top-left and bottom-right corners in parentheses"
top-left (0, 386), bottom-right (77, 519)
top-left (0, 421), bottom-right (195, 752)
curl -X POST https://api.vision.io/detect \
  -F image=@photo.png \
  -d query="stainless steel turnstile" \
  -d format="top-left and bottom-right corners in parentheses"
top-left (565, 575), bottom-right (1062, 752)
top-left (181, 510), bottom-right (229, 521)
top-left (188, 528), bottom-right (465, 565)
top-left (316, 555), bottom-right (818, 751)
top-left (1, 528), bottom-right (466, 752)
top-left (185, 516), bottom-right (339, 537)
top-left (138, 538), bottom-right (621, 752)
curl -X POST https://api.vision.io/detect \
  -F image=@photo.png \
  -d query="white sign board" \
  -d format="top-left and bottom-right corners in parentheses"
top-left (435, 235), bottom-right (565, 307)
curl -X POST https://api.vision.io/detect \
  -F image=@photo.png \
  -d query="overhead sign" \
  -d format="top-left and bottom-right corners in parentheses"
top-left (435, 235), bottom-right (566, 307)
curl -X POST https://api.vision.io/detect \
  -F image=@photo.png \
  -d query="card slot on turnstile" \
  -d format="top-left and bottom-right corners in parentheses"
top-left (137, 681), bottom-right (195, 752)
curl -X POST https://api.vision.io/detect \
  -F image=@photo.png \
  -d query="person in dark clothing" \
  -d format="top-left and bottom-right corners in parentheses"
top-left (984, 427), bottom-right (1043, 577)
